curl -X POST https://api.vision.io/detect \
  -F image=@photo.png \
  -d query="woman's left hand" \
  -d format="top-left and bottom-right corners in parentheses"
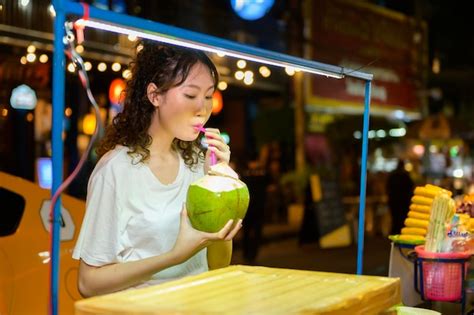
top-left (204, 128), bottom-right (231, 165)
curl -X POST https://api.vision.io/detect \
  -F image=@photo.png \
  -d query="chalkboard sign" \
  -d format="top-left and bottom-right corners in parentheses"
top-left (313, 181), bottom-right (346, 237)
top-left (300, 178), bottom-right (348, 245)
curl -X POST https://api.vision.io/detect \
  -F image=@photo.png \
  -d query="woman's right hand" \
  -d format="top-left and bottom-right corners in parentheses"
top-left (171, 205), bottom-right (242, 264)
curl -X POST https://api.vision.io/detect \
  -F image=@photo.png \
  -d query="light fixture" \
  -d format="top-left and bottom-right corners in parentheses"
top-left (65, 107), bottom-right (73, 117)
top-left (128, 34), bottom-right (137, 41)
top-left (26, 53), bottom-right (36, 63)
top-left (27, 45), bottom-right (36, 53)
top-left (98, 62), bottom-right (107, 72)
top-left (243, 76), bottom-right (253, 85)
top-left (244, 70), bottom-right (253, 79)
top-left (67, 63), bottom-right (75, 72)
top-left (39, 54), bottom-right (49, 63)
top-left (75, 44), bottom-right (84, 54)
top-left (376, 130), bottom-right (386, 138)
top-left (112, 62), bottom-right (122, 72)
top-left (234, 71), bottom-right (244, 80)
top-left (217, 81), bottom-right (227, 91)
top-left (389, 128), bottom-right (406, 137)
top-left (285, 66), bottom-right (295, 76)
top-left (237, 60), bottom-right (246, 69)
top-left (76, 19), bottom-right (345, 79)
top-left (259, 66), bottom-right (271, 78)
top-left (122, 69), bottom-right (132, 79)
top-left (20, 56), bottom-right (27, 65)
top-left (84, 61), bottom-right (92, 71)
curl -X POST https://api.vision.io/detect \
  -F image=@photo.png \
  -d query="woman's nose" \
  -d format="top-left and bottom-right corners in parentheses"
top-left (195, 98), bottom-right (211, 116)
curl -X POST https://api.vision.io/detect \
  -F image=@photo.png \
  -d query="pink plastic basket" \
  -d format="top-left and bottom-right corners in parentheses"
top-left (415, 246), bottom-right (471, 301)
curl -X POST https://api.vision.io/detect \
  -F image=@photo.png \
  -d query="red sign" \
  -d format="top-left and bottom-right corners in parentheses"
top-left (308, 0), bottom-right (427, 110)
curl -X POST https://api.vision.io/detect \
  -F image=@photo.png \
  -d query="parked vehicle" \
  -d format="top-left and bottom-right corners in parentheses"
top-left (0, 171), bottom-right (85, 314)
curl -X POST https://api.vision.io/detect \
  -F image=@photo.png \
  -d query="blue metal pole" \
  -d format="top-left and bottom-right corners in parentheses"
top-left (51, 0), bottom-right (66, 314)
top-left (356, 80), bottom-right (372, 275)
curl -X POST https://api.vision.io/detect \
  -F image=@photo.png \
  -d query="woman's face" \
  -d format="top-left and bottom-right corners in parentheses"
top-left (154, 62), bottom-right (215, 141)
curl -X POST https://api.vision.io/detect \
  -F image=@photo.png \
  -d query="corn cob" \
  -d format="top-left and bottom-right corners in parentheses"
top-left (425, 184), bottom-right (452, 197)
top-left (404, 217), bottom-right (429, 229)
top-left (401, 227), bottom-right (427, 236)
top-left (407, 211), bottom-right (430, 221)
top-left (409, 204), bottom-right (431, 213)
top-left (398, 234), bottom-right (425, 241)
top-left (411, 196), bottom-right (433, 206)
top-left (414, 187), bottom-right (439, 199)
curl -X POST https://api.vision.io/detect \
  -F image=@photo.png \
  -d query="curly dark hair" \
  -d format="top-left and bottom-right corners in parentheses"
top-left (97, 41), bottom-right (219, 167)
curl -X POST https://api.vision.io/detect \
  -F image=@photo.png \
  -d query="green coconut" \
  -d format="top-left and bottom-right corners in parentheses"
top-left (186, 163), bottom-right (250, 233)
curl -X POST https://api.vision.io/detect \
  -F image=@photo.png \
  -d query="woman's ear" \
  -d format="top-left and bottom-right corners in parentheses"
top-left (146, 83), bottom-right (161, 108)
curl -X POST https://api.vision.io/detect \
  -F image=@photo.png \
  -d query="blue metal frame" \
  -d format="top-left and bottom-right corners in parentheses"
top-left (51, 1), bottom-right (66, 314)
top-left (51, 0), bottom-right (373, 312)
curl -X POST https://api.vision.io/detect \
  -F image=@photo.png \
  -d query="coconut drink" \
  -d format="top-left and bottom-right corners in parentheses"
top-left (186, 162), bottom-right (250, 233)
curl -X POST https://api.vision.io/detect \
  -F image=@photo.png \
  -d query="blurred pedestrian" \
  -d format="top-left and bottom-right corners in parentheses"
top-left (241, 160), bottom-right (268, 264)
top-left (386, 159), bottom-right (414, 235)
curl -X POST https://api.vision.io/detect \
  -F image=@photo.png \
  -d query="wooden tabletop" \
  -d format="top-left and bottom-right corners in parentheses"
top-left (75, 265), bottom-right (400, 315)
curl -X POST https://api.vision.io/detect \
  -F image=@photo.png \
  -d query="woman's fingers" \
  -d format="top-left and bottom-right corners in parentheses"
top-left (203, 128), bottom-right (231, 164)
top-left (224, 219), bottom-right (243, 241)
top-left (203, 219), bottom-right (243, 242)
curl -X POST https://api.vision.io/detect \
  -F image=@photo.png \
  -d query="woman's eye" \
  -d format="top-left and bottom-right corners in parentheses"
top-left (184, 94), bottom-right (196, 99)
top-left (205, 95), bottom-right (213, 100)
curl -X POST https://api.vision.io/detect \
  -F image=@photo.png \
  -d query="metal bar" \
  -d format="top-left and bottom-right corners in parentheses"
top-left (356, 80), bottom-right (372, 275)
top-left (51, 0), bottom-right (66, 314)
top-left (61, 0), bottom-right (372, 81)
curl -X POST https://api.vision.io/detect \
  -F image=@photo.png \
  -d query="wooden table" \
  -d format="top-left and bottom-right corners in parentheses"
top-left (75, 265), bottom-right (400, 315)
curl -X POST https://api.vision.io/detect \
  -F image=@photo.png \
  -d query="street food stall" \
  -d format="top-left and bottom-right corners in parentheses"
top-left (46, 1), bottom-right (400, 314)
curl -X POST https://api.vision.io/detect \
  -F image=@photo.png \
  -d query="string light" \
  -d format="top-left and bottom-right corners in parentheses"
top-left (217, 81), bottom-right (228, 91)
top-left (285, 66), bottom-right (296, 76)
top-left (237, 60), bottom-right (246, 69)
top-left (122, 69), bottom-right (132, 79)
top-left (234, 71), bottom-right (244, 80)
top-left (259, 66), bottom-right (271, 78)
top-left (27, 45), bottom-right (36, 53)
top-left (26, 53), bottom-right (36, 63)
top-left (75, 45), bottom-right (84, 54)
top-left (84, 61), bottom-right (92, 71)
top-left (111, 62), bottom-right (122, 72)
top-left (97, 62), bottom-right (107, 72)
top-left (39, 54), bottom-right (49, 63)
top-left (67, 63), bottom-right (75, 72)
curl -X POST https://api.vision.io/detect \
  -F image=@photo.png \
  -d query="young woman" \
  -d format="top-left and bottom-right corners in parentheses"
top-left (73, 41), bottom-right (241, 297)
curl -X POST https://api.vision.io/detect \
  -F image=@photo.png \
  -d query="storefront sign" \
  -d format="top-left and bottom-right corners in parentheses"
top-left (306, 0), bottom-right (427, 113)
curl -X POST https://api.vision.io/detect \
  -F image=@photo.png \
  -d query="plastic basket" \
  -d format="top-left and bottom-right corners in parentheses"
top-left (415, 245), bottom-right (471, 302)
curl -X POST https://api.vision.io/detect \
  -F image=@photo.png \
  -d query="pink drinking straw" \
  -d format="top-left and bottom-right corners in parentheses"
top-left (196, 125), bottom-right (217, 166)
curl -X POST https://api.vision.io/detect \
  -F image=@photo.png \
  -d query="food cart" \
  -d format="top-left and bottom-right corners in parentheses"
top-left (47, 1), bottom-right (394, 314)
